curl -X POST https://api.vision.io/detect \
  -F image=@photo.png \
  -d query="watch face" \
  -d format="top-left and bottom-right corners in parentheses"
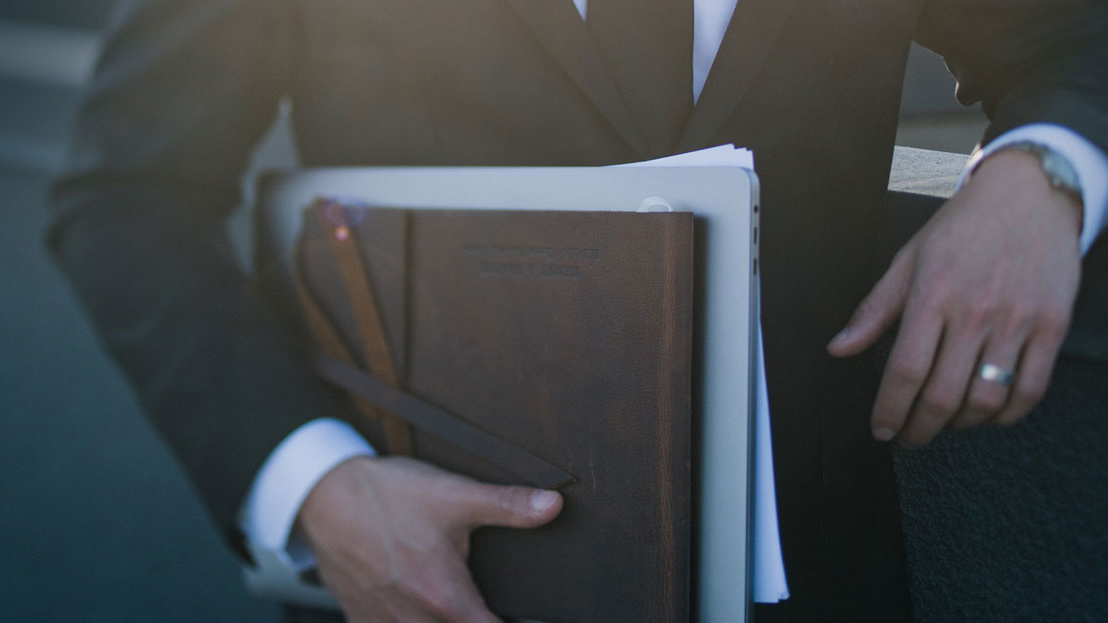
top-left (1041, 150), bottom-right (1082, 195)
top-left (1008, 141), bottom-right (1082, 198)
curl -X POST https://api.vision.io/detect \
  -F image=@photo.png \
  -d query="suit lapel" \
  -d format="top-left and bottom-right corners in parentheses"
top-left (588, 0), bottom-right (694, 156)
top-left (507, 0), bottom-right (653, 157)
top-left (678, 0), bottom-right (798, 151)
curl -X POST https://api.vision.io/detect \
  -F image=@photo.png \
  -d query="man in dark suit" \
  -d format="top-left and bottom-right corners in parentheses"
top-left (50, 0), bottom-right (1107, 621)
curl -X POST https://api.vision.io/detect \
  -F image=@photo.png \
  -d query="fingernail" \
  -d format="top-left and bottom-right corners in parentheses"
top-left (872, 427), bottom-right (896, 442)
top-left (827, 328), bottom-right (849, 349)
top-left (530, 490), bottom-right (558, 512)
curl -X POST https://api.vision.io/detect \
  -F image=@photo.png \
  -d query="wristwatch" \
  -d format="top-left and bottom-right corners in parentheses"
top-left (999, 140), bottom-right (1084, 203)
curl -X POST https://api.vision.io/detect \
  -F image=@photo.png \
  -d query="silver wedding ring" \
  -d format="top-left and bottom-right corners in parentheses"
top-left (979, 363), bottom-right (1015, 387)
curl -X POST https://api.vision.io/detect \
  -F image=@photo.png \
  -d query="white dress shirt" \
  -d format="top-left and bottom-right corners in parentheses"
top-left (240, 0), bottom-right (1108, 569)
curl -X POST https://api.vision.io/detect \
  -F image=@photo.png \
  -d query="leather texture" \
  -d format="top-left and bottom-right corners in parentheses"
top-left (313, 354), bottom-right (575, 489)
top-left (311, 205), bottom-right (416, 454)
top-left (295, 203), bottom-right (695, 623)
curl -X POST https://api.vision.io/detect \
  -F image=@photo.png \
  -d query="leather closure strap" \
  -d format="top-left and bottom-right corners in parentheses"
top-left (297, 200), bottom-right (575, 488)
top-left (314, 354), bottom-right (577, 490)
top-left (312, 201), bottom-right (414, 455)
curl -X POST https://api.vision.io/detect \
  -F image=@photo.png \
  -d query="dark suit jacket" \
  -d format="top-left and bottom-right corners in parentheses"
top-left (49, 0), bottom-right (1108, 620)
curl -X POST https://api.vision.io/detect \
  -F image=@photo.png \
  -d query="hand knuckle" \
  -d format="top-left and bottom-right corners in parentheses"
top-left (1002, 301), bottom-right (1036, 331)
top-left (496, 486), bottom-right (528, 514)
top-left (917, 288), bottom-right (950, 316)
top-left (965, 297), bottom-right (998, 326)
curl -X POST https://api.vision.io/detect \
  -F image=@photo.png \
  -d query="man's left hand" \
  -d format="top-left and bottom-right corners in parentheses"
top-left (828, 149), bottom-right (1083, 447)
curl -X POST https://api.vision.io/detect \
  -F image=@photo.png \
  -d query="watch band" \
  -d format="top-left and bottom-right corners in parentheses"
top-left (1000, 140), bottom-right (1084, 201)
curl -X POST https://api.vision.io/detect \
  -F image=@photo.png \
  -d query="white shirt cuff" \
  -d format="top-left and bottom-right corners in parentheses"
top-left (239, 418), bottom-right (375, 570)
top-left (959, 123), bottom-right (1108, 256)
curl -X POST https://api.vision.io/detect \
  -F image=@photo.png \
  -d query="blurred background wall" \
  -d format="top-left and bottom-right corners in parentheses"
top-left (0, 3), bottom-right (984, 620)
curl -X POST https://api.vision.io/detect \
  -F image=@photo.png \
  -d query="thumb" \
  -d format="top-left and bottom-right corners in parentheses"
top-left (827, 249), bottom-right (913, 357)
top-left (459, 483), bottom-right (564, 529)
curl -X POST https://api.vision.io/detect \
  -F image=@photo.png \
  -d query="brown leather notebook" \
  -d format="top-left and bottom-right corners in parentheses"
top-left (295, 200), bottom-right (693, 623)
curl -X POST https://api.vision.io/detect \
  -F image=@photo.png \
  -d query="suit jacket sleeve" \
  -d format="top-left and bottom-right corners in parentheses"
top-left (914, 0), bottom-right (1108, 155)
top-left (914, 0), bottom-right (1108, 359)
top-left (48, 0), bottom-right (345, 556)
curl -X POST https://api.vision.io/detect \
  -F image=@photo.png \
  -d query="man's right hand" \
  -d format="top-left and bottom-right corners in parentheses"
top-left (295, 455), bottom-right (563, 623)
